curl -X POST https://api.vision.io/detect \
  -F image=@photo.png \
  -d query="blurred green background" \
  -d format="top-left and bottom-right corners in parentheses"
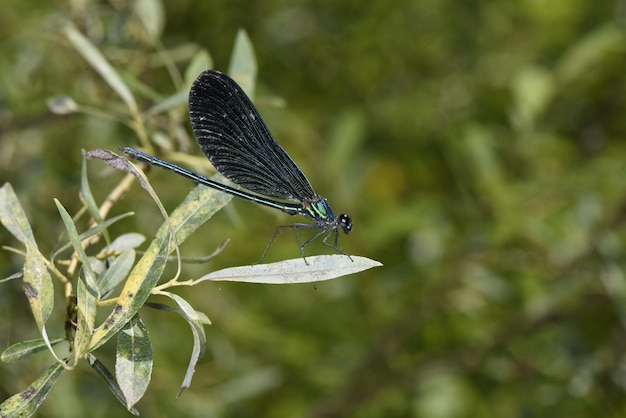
top-left (2, 0), bottom-right (626, 416)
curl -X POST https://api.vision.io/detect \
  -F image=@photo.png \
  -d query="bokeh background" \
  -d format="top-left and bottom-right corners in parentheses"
top-left (2, 0), bottom-right (626, 417)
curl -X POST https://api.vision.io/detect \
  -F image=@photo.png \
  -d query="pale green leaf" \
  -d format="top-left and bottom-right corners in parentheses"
top-left (0, 362), bottom-right (65, 417)
top-left (99, 248), bottom-right (136, 298)
top-left (196, 255), bottom-right (382, 284)
top-left (163, 292), bottom-right (207, 396)
top-left (54, 199), bottom-right (99, 299)
top-left (51, 212), bottom-right (135, 261)
top-left (1, 338), bottom-right (65, 363)
top-left (99, 233), bottom-right (146, 255)
top-left (228, 29), bottom-right (257, 98)
top-left (133, 0), bottom-right (165, 44)
top-left (87, 353), bottom-right (139, 416)
top-left (64, 25), bottom-right (138, 113)
top-left (185, 49), bottom-right (213, 87)
top-left (0, 182), bottom-right (36, 245)
top-left (73, 276), bottom-right (97, 358)
top-left (143, 90), bottom-right (188, 119)
top-left (24, 247), bottom-right (54, 331)
top-left (116, 315), bottom-right (152, 409)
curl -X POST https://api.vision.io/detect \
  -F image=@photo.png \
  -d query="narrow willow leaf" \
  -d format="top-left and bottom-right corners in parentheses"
top-left (23, 246), bottom-right (54, 331)
top-left (163, 292), bottom-right (207, 396)
top-left (54, 198), bottom-right (100, 299)
top-left (185, 49), bottom-right (213, 87)
top-left (63, 25), bottom-right (138, 114)
top-left (228, 29), bottom-right (257, 98)
top-left (80, 152), bottom-right (106, 227)
top-left (116, 315), bottom-right (153, 410)
top-left (99, 233), bottom-right (146, 255)
top-left (1, 338), bottom-right (65, 363)
top-left (196, 255), bottom-right (383, 284)
top-left (0, 361), bottom-right (65, 417)
top-left (143, 90), bottom-right (187, 119)
top-left (74, 276), bottom-right (97, 359)
top-left (87, 353), bottom-right (139, 416)
top-left (51, 212), bottom-right (135, 261)
top-left (0, 182), bottom-right (36, 245)
top-left (99, 248), bottom-right (136, 298)
top-left (132, 0), bottom-right (165, 44)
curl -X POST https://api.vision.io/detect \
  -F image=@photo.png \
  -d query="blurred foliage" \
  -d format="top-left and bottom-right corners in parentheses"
top-left (2, 0), bottom-right (626, 417)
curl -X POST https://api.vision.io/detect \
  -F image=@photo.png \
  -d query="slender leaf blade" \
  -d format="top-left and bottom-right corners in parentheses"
top-left (228, 29), bottom-right (257, 98)
top-left (1, 338), bottom-right (65, 363)
top-left (23, 246), bottom-right (54, 331)
top-left (185, 49), bottom-right (213, 87)
top-left (0, 362), bottom-right (65, 417)
top-left (99, 233), bottom-right (146, 255)
top-left (54, 198), bottom-right (100, 298)
top-left (74, 275), bottom-right (97, 358)
top-left (197, 255), bottom-right (383, 284)
top-left (132, 0), bottom-right (165, 44)
top-left (79, 152), bottom-right (105, 227)
top-left (116, 315), bottom-right (153, 410)
top-left (99, 248), bottom-right (136, 298)
top-left (63, 25), bottom-right (138, 113)
top-left (163, 292), bottom-right (207, 396)
top-left (0, 182), bottom-right (36, 245)
top-left (86, 353), bottom-right (139, 416)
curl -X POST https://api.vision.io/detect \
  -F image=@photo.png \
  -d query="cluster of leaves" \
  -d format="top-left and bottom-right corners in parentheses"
top-left (0, 21), bottom-right (380, 417)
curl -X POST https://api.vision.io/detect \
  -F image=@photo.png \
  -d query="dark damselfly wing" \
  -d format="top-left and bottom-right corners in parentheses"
top-left (189, 70), bottom-right (316, 202)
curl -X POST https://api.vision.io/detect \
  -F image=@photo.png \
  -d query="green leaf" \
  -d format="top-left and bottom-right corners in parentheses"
top-left (73, 275), bottom-right (97, 359)
top-left (55, 199), bottom-right (100, 299)
top-left (64, 24), bottom-right (138, 114)
top-left (1, 338), bottom-right (65, 363)
top-left (99, 233), bottom-right (146, 255)
top-left (79, 152), bottom-right (106, 229)
top-left (228, 29), bottom-right (257, 98)
top-left (185, 49), bottom-right (213, 87)
top-left (0, 182), bottom-right (36, 245)
top-left (116, 315), bottom-right (153, 410)
top-left (163, 292), bottom-right (208, 396)
top-left (1, 185), bottom-right (55, 345)
top-left (132, 0), bottom-right (165, 45)
top-left (143, 90), bottom-right (188, 119)
top-left (51, 212), bottom-right (135, 261)
top-left (99, 248), bottom-right (136, 298)
top-left (196, 255), bottom-right (383, 284)
top-left (87, 353), bottom-right (139, 416)
top-left (23, 245), bottom-right (54, 332)
top-left (0, 361), bottom-right (65, 417)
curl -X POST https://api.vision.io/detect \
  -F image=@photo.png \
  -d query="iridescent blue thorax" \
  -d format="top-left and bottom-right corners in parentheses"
top-left (301, 195), bottom-right (352, 236)
top-left (303, 196), bottom-right (335, 222)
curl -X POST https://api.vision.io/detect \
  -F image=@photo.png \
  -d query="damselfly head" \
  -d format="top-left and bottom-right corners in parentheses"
top-left (338, 214), bottom-right (352, 234)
